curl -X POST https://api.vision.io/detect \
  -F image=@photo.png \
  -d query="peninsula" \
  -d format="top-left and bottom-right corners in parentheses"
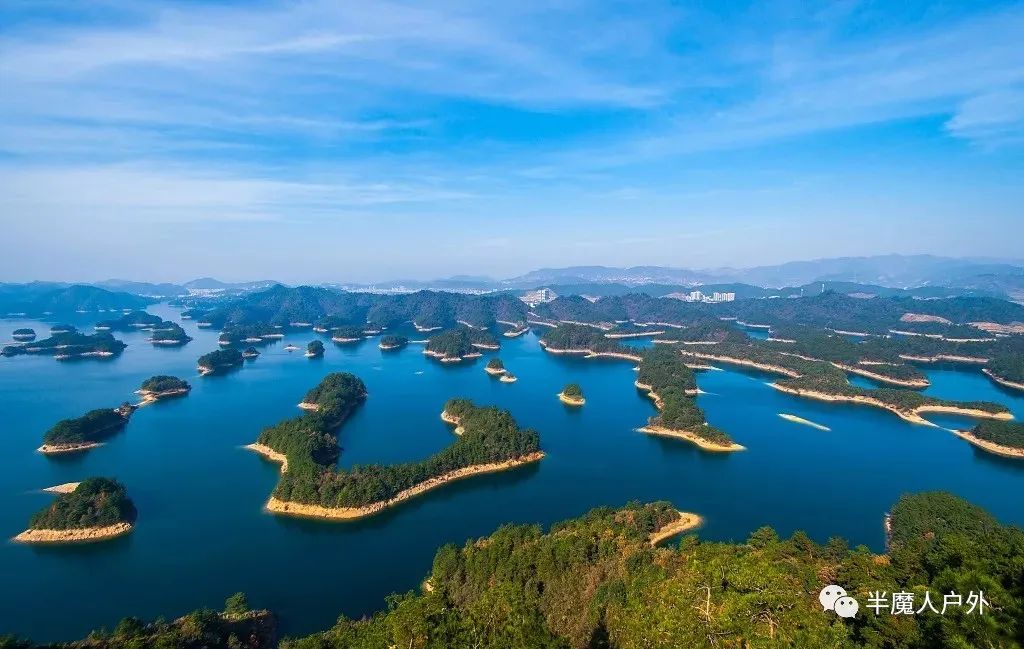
top-left (951, 421), bottom-right (1024, 459)
top-left (137, 375), bottom-right (191, 404)
top-left (249, 377), bottom-right (543, 520)
top-left (38, 404), bottom-right (136, 454)
top-left (13, 478), bottom-right (136, 544)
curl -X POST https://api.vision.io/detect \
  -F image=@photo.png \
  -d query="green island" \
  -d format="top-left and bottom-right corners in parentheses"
top-left (306, 340), bottom-right (325, 358)
top-left (953, 420), bottom-right (1024, 458)
top-left (13, 478), bottom-right (136, 544)
top-left (49, 324), bottom-right (77, 334)
top-left (379, 334), bottom-right (408, 350)
top-left (94, 310), bottom-right (164, 331)
top-left (15, 491), bottom-right (1024, 648)
top-left (1, 331), bottom-right (127, 359)
top-left (11, 327), bottom-right (35, 341)
top-left (242, 346), bottom-right (260, 359)
top-left (247, 374), bottom-right (542, 520)
top-left (558, 382), bottom-right (585, 406)
top-left (198, 348), bottom-right (244, 375)
top-left (38, 404), bottom-right (136, 454)
top-left (539, 323), bottom-right (640, 359)
top-left (219, 324), bottom-right (284, 345)
top-left (330, 325), bottom-right (366, 343)
top-left (484, 357), bottom-right (505, 375)
top-left (424, 326), bottom-right (499, 362)
top-left (137, 375), bottom-right (191, 404)
top-left (148, 321), bottom-right (192, 345)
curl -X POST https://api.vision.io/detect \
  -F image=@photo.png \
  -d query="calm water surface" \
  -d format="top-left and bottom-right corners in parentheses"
top-left (2, 306), bottom-right (1022, 640)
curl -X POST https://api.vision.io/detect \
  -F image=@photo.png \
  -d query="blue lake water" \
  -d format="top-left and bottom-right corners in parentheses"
top-left (2, 306), bottom-right (1023, 640)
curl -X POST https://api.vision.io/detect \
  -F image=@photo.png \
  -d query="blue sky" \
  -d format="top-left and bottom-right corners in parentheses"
top-left (1, 0), bottom-right (1022, 282)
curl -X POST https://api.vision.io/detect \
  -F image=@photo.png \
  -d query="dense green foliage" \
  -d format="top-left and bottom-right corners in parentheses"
top-left (330, 326), bottom-right (365, 340)
top-left (307, 340), bottom-right (325, 357)
top-left (539, 324), bottom-right (628, 354)
top-left (43, 408), bottom-right (130, 445)
top-left (988, 341), bottom-right (1024, 383)
top-left (379, 335), bottom-right (408, 349)
top-left (9, 493), bottom-right (1024, 648)
top-left (673, 319), bottom-right (749, 343)
top-left (28, 478), bottom-right (135, 530)
top-left (197, 349), bottom-right (244, 373)
top-left (2, 332), bottom-right (127, 358)
top-left (218, 324), bottom-right (282, 345)
top-left (149, 321), bottom-right (192, 344)
top-left (0, 606), bottom-right (277, 649)
top-left (257, 377), bottom-right (540, 510)
top-left (486, 357), bottom-right (504, 370)
top-left (12, 328), bottom-right (35, 339)
top-left (562, 383), bottom-right (583, 398)
top-left (0, 283), bottom-right (153, 316)
top-left (636, 345), bottom-right (696, 392)
top-left (184, 285), bottom-right (527, 329)
top-left (425, 327), bottom-right (498, 359)
top-left (140, 375), bottom-right (191, 394)
top-left (272, 492), bottom-right (1024, 648)
top-left (95, 311), bottom-right (164, 331)
top-left (970, 421), bottom-right (1024, 449)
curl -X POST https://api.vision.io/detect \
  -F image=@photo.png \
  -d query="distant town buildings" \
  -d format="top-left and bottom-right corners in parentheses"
top-left (520, 287), bottom-right (558, 307)
top-left (665, 290), bottom-right (736, 303)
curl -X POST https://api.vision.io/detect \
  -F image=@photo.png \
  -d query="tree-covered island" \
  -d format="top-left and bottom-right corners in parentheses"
top-left (38, 404), bottom-right (136, 454)
top-left (11, 328), bottom-right (35, 341)
top-left (330, 325), bottom-right (366, 343)
top-left (148, 321), bottom-right (192, 346)
top-left (219, 324), bottom-right (284, 346)
top-left (197, 348), bottom-right (244, 375)
top-left (485, 357), bottom-right (506, 375)
top-left (379, 334), bottom-right (409, 350)
top-left (13, 477), bottom-right (136, 544)
top-left (558, 383), bottom-right (585, 406)
top-left (242, 346), bottom-right (261, 359)
top-left (94, 310), bottom-right (164, 331)
top-left (1, 331), bottom-right (127, 360)
top-left (247, 374), bottom-right (542, 520)
top-left (424, 326), bottom-right (499, 362)
top-left (306, 340), bottom-right (325, 358)
top-left (137, 375), bottom-right (191, 403)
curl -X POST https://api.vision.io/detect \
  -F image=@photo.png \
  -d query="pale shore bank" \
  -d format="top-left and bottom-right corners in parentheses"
top-left (604, 330), bottom-right (665, 339)
top-left (297, 401), bottom-right (320, 411)
top-left (13, 521), bottom-right (133, 544)
top-left (439, 410), bottom-right (465, 435)
top-left (950, 429), bottom-right (1024, 459)
top-left (485, 366), bottom-right (506, 376)
top-left (245, 443), bottom-right (288, 472)
top-left (648, 511), bottom-right (704, 546)
top-left (832, 363), bottom-right (930, 388)
top-left (264, 452), bottom-right (546, 521)
top-left (770, 384), bottom-right (1013, 426)
top-left (42, 482), bottom-right (81, 494)
top-left (38, 442), bottom-right (103, 455)
top-left (638, 425), bottom-right (745, 452)
top-left (900, 353), bottom-right (989, 365)
top-left (558, 392), bottom-right (585, 406)
top-left (983, 369), bottom-right (1024, 392)
top-left (539, 341), bottom-right (643, 363)
top-left (499, 374), bottom-right (518, 383)
top-left (677, 352), bottom-right (801, 378)
top-left (778, 413), bottom-right (831, 431)
top-left (136, 387), bottom-right (190, 406)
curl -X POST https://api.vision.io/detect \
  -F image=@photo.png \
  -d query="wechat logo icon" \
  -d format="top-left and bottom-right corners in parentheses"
top-left (820, 585), bottom-right (859, 618)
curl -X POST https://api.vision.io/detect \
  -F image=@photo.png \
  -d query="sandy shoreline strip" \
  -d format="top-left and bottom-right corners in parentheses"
top-left (638, 425), bottom-right (745, 452)
top-left (439, 410), bottom-right (465, 435)
top-left (770, 384), bottom-right (1012, 425)
top-left (983, 369), bottom-right (1024, 392)
top-left (264, 452), bottom-right (546, 521)
top-left (37, 442), bottom-right (104, 455)
top-left (558, 392), bottom-right (585, 406)
top-left (42, 482), bottom-right (81, 494)
top-left (778, 413), bottom-right (831, 431)
top-left (245, 443), bottom-right (289, 472)
top-left (949, 429), bottom-right (1024, 459)
top-left (649, 511), bottom-right (704, 546)
top-left (677, 352), bottom-right (802, 378)
top-left (12, 521), bottom-right (133, 544)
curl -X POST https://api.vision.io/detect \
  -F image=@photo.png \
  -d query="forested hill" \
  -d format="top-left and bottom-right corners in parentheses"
top-left (183, 285), bottom-right (528, 329)
top-left (0, 284), bottom-right (154, 316)
top-left (532, 291), bottom-right (1024, 335)
top-left (16, 492), bottom-right (1021, 649)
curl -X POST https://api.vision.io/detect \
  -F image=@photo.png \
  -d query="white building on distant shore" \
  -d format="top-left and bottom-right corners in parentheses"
top-left (520, 287), bottom-right (558, 307)
top-left (666, 290), bottom-right (735, 303)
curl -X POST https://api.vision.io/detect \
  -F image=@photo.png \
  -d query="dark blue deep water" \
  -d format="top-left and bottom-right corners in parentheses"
top-left (2, 306), bottom-right (1023, 640)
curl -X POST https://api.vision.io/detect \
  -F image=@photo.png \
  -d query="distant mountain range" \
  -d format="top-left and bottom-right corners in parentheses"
top-left (5, 255), bottom-right (1023, 307)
